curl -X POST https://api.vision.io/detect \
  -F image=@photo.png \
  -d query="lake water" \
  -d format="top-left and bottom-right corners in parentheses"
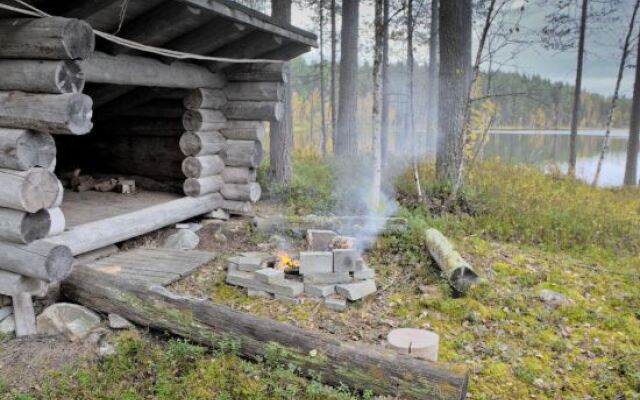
top-left (483, 129), bottom-right (638, 187)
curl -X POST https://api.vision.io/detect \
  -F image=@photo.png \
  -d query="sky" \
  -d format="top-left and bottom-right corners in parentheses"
top-left (283, 0), bottom-right (637, 98)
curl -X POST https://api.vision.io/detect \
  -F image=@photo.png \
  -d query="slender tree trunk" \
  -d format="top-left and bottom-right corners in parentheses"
top-left (426, 0), bottom-right (439, 154)
top-left (381, 0), bottom-right (390, 167)
top-left (593, 0), bottom-right (640, 187)
top-left (406, 0), bottom-right (423, 200)
top-left (330, 0), bottom-right (338, 150)
top-left (436, 0), bottom-right (472, 183)
top-left (335, 0), bottom-right (359, 156)
top-left (319, 0), bottom-right (328, 155)
top-left (568, 0), bottom-right (588, 177)
top-left (624, 29), bottom-right (640, 186)
top-left (372, 0), bottom-right (384, 208)
top-left (269, 0), bottom-right (293, 185)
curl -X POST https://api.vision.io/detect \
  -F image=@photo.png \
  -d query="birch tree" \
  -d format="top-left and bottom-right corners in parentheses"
top-left (624, 30), bottom-right (640, 186)
top-left (372, 0), bottom-right (384, 208)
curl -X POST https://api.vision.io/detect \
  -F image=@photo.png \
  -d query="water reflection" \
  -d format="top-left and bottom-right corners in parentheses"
top-left (482, 130), bottom-right (638, 187)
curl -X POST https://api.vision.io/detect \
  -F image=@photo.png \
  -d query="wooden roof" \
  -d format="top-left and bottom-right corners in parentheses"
top-left (2, 0), bottom-right (317, 62)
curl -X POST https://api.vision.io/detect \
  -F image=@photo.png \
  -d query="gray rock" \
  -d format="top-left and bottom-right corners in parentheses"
top-left (538, 289), bottom-right (570, 306)
top-left (254, 268), bottom-right (285, 284)
top-left (0, 306), bottom-right (13, 322)
top-left (336, 280), bottom-right (377, 301)
top-left (353, 267), bottom-right (376, 280)
top-left (324, 297), bottom-right (347, 311)
top-left (37, 303), bottom-right (102, 342)
top-left (299, 251), bottom-right (333, 275)
top-left (304, 284), bottom-right (335, 297)
top-left (306, 229), bottom-right (338, 251)
top-left (0, 315), bottom-right (15, 334)
top-left (98, 341), bottom-right (116, 357)
top-left (163, 229), bottom-right (200, 250)
top-left (205, 208), bottom-right (230, 221)
top-left (303, 272), bottom-right (352, 285)
top-left (228, 255), bottom-right (266, 272)
top-left (108, 313), bottom-right (134, 330)
top-left (333, 249), bottom-right (362, 273)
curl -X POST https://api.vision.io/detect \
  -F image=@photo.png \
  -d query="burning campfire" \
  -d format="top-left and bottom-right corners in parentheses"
top-left (275, 251), bottom-right (299, 272)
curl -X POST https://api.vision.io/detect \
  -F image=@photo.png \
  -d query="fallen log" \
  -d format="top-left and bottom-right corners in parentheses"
top-left (183, 88), bottom-right (227, 110)
top-left (0, 17), bottom-right (95, 60)
top-left (0, 208), bottom-right (51, 244)
top-left (183, 176), bottom-right (224, 197)
top-left (0, 60), bottom-right (84, 94)
top-left (0, 168), bottom-right (60, 213)
top-left (183, 109), bottom-right (227, 131)
top-left (182, 155), bottom-right (225, 178)
top-left (224, 101), bottom-right (284, 122)
top-left (219, 121), bottom-right (264, 141)
top-left (179, 131), bottom-right (226, 156)
top-left (62, 267), bottom-right (468, 400)
top-left (0, 240), bottom-right (72, 282)
top-left (0, 92), bottom-right (93, 135)
top-left (222, 139), bottom-right (263, 168)
top-left (225, 82), bottom-right (284, 102)
top-left (222, 167), bottom-right (257, 184)
top-left (424, 229), bottom-right (480, 293)
top-left (221, 183), bottom-right (261, 203)
top-left (0, 128), bottom-right (56, 171)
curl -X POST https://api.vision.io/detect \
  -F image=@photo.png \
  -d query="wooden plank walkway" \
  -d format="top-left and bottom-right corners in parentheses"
top-left (85, 248), bottom-right (216, 286)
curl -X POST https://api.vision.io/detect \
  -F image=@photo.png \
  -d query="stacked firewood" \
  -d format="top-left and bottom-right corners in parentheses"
top-left (0, 17), bottom-right (94, 335)
top-left (180, 68), bottom-right (285, 214)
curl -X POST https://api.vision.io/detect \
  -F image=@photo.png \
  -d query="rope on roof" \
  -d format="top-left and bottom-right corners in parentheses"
top-left (0, 0), bottom-right (286, 64)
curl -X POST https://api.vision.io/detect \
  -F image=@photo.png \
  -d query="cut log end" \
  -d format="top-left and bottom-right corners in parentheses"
top-left (57, 60), bottom-right (85, 93)
top-left (45, 244), bottom-right (74, 282)
top-left (67, 93), bottom-right (94, 134)
top-left (20, 169), bottom-right (61, 213)
top-left (22, 209), bottom-right (52, 243)
top-left (62, 19), bottom-right (96, 59)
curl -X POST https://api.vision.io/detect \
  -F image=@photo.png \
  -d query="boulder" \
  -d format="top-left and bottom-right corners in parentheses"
top-left (37, 303), bottom-right (101, 341)
top-left (163, 229), bottom-right (200, 250)
top-left (538, 289), bottom-right (570, 307)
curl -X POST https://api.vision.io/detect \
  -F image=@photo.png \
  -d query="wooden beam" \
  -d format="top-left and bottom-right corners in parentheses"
top-left (225, 82), bottom-right (284, 101)
top-left (259, 42), bottom-right (312, 61)
top-left (80, 52), bottom-right (225, 89)
top-left (45, 194), bottom-right (222, 255)
top-left (164, 18), bottom-right (252, 55)
top-left (62, 267), bottom-right (468, 400)
top-left (219, 121), bottom-right (264, 141)
top-left (0, 129), bottom-right (56, 171)
top-left (221, 139), bottom-right (263, 168)
top-left (183, 109), bottom-right (227, 131)
top-left (0, 168), bottom-right (60, 213)
top-left (179, 131), bottom-right (226, 156)
top-left (182, 155), bottom-right (225, 178)
top-left (0, 240), bottom-right (73, 282)
top-left (223, 101), bottom-right (283, 122)
top-left (0, 270), bottom-right (42, 296)
top-left (225, 63), bottom-right (288, 83)
top-left (208, 33), bottom-right (285, 71)
top-left (183, 89), bottom-right (227, 110)
top-left (0, 60), bottom-right (84, 94)
top-left (0, 208), bottom-right (51, 244)
top-left (183, 176), bottom-right (224, 197)
top-left (221, 182), bottom-right (261, 203)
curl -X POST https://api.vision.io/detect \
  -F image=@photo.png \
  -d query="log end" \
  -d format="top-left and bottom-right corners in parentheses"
top-left (62, 19), bottom-right (95, 60)
top-left (67, 93), bottom-right (93, 135)
top-left (57, 60), bottom-right (85, 94)
top-left (22, 209), bottom-right (52, 243)
top-left (45, 244), bottom-right (73, 283)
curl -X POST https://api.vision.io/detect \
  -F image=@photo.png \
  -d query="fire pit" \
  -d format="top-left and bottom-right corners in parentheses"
top-left (225, 230), bottom-right (378, 310)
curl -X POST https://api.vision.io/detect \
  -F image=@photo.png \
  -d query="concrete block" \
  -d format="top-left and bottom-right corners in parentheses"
top-left (226, 269), bottom-right (303, 297)
top-left (333, 249), bottom-right (363, 272)
top-left (336, 279), bottom-right (377, 301)
top-left (353, 267), bottom-right (376, 280)
top-left (299, 251), bottom-right (333, 275)
top-left (324, 297), bottom-right (347, 311)
top-left (275, 294), bottom-right (303, 305)
top-left (228, 255), bottom-right (265, 272)
top-left (255, 268), bottom-right (285, 284)
top-left (248, 289), bottom-right (272, 298)
top-left (303, 272), bottom-right (352, 285)
top-left (306, 229), bottom-right (338, 251)
top-left (304, 284), bottom-right (335, 297)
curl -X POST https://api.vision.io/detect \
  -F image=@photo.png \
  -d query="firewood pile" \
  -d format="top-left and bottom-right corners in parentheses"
top-left (225, 229), bottom-right (377, 310)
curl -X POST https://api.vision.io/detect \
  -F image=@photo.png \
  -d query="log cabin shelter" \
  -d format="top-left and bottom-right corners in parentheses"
top-left (0, 0), bottom-right (316, 286)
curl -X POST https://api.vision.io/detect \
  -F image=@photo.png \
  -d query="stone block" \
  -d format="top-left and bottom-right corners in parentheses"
top-left (306, 229), bottom-right (338, 251)
top-left (228, 255), bottom-right (264, 272)
top-left (324, 297), bottom-right (347, 311)
top-left (333, 249), bottom-right (362, 272)
top-left (304, 284), bottom-right (335, 297)
top-left (299, 251), bottom-right (333, 275)
top-left (226, 269), bottom-right (303, 297)
top-left (303, 272), bottom-right (352, 285)
top-left (336, 279), bottom-right (377, 301)
top-left (353, 267), bottom-right (376, 280)
top-left (255, 268), bottom-right (285, 284)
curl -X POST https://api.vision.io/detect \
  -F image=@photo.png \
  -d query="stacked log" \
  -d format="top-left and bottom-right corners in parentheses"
top-left (0, 16), bottom-right (92, 336)
top-left (180, 87), bottom-right (266, 212)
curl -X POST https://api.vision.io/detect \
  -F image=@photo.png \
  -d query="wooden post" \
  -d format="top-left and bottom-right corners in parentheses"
top-left (224, 101), bottom-right (284, 122)
top-left (62, 267), bottom-right (469, 400)
top-left (179, 131), bottom-right (226, 156)
top-left (11, 292), bottom-right (36, 336)
top-left (0, 129), bottom-right (56, 171)
top-left (182, 155), bottom-right (225, 178)
top-left (0, 168), bottom-right (60, 213)
top-left (183, 176), bottom-right (224, 197)
top-left (0, 17), bottom-right (95, 60)
top-left (0, 60), bottom-right (85, 94)
top-left (183, 109), bottom-right (227, 131)
top-left (0, 208), bottom-right (51, 244)
top-left (0, 240), bottom-right (73, 282)
top-left (222, 140), bottom-right (263, 168)
top-left (183, 88), bottom-right (227, 110)
top-left (221, 183), bottom-right (262, 203)
top-left (0, 92), bottom-right (93, 135)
